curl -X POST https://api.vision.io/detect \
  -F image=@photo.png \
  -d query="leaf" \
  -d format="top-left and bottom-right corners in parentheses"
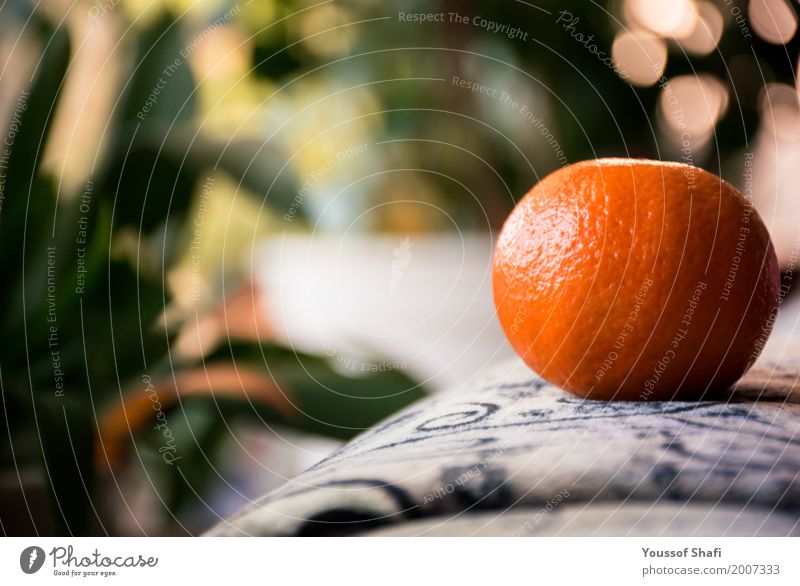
top-left (0, 176), bottom-right (59, 353)
top-left (144, 129), bottom-right (303, 221)
top-left (251, 22), bottom-right (304, 81)
top-left (3, 179), bottom-right (102, 364)
top-left (106, 144), bottom-right (199, 235)
top-left (99, 338), bottom-right (425, 480)
top-left (0, 23), bottom-right (70, 319)
top-left (98, 363), bottom-right (288, 471)
top-left (0, 22), bottom-right (69, 208)
top-left (118, 12), bottom-right (197, 127)
top-left (105, 340), bottom-right (424, 533)
top-left (3, 195), bottom-right (171, 401)
top-left (204, 341), bottom-right (427, 440)
top-left (97, 12), bottom-right (199, 233)
top-left (77, 258), bottom-right (172, 391)
top-left (145, 399), bottom-right (228, 531)
top-left (36, 393), bottom-right (96, 536)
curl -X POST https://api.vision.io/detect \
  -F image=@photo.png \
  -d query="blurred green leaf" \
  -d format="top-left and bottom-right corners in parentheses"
top-left (151, 130), bottom-right (303, 221)
top-left (76, 258), bottom-right (172, 390)
top-left (36, 393), bottom-right (95, 536)
top-left (203, 341), bottom-right (426, 440)
top-left (98, 12), bottom-right (198, 233)
top-left (0, 23), bottom-right (70, 319)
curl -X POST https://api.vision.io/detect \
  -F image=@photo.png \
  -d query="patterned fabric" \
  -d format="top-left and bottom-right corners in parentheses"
top-left (207, 358), bottom-right (800, 536)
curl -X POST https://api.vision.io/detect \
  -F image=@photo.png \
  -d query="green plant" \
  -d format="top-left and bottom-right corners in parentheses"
top-left (0, 12), bottom-right (423, 536)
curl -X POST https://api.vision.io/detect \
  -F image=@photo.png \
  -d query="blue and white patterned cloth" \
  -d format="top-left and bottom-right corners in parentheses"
top-left (207, 358), bottom-right (800, 536)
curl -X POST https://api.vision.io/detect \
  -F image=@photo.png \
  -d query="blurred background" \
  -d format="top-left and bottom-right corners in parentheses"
top-left (1, 0), bottom-right (800, 535)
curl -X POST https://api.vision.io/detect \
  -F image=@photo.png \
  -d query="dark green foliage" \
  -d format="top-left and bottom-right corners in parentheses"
top-left (0, 11), bottom-right (425, 536)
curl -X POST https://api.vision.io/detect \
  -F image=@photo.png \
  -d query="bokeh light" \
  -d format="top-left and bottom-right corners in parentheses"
top-left (749, 0), bottom-right (798, 45)
top-left (612, 30), bottom-right (668, 86)
top-left (626, 0), bottom-right (698, 38)
top-left (659, 73), bottom-right (728, 150)
top-left (679, 1), bottom-right (724, 56)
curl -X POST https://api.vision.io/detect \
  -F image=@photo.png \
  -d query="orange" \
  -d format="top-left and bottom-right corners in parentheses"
top-left (493, 158), bottom-right (780, 401)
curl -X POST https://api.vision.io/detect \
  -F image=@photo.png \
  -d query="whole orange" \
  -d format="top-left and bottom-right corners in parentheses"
top-left (493, 158), bottom-right (780, 401)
